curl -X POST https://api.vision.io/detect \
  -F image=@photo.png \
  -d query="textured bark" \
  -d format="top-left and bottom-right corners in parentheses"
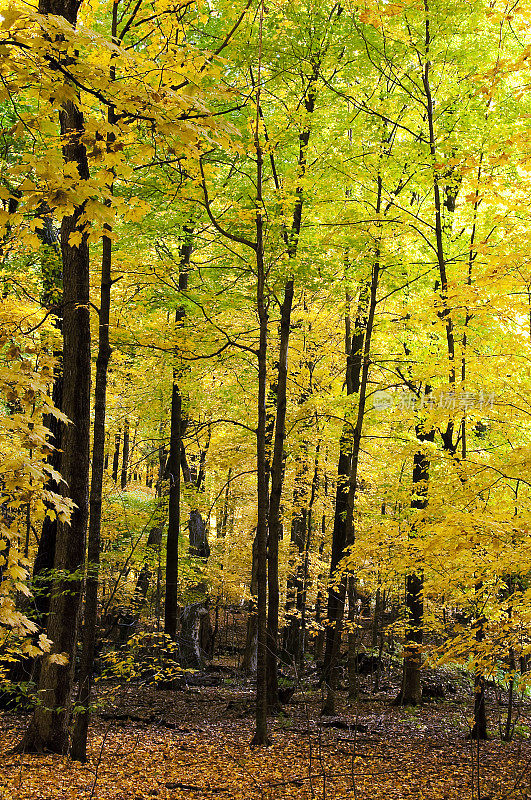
top-left (242, 536), bottom-right (258, 675)
top-left (394, 432), bottom-right (433, 706)
top-left (283, 494), bottom-right (307, 664)
top-left (164, 233), bottom-right (192, 638)
top-left (266, 279), bottom-right (294, 709)
top-left (468, 607), bottom-right (488, 740)
top-left (120, 418), bottom-right (130, 490)
top-left (251, 71), bottom-right (270, 741)
top-left (164, 369), bottom-right (182, 637)
top-left (179, 603), bottom-right (213, 668)
top-left (299, 444), bottom-right (320, 666)
top-left (322, 284), bottom-right (369, 684)
top-left (21, 12), bottom-right (91, 747)
top-left (71, 71), bottom-right (116, 756)
top-left (322, 180), bottom-right (382, 716)
top-left (111, 430), bottom-right (121, 484)
top-left (263, 60), bottom-right (318, 707)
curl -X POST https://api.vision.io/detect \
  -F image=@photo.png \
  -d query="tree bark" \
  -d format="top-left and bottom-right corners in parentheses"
top-left (164, 232), bottom-right (192, 639)
top-left (70, 48), bottom-right (118, 754)
top-left (266, 279), bottom-right (294, 709)
top-left (242, 536), bottom-right (259, 675)
top-left (120, 418), bottom-right (130, 491)
top-left (322, 284), bottom-right (369, 684)
top-left (251, 28), bottom-right (270, 741)
top-left (112, 430), bottom-right (121, 484)
top-left (21, 2), bottom-right (91, 745)
top-left (322, 177), bottom-right (382, 716)
top-left (70, 203), bottom-right (112, 762)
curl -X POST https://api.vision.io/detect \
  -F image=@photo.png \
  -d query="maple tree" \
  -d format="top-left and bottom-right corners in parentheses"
top-left (3, 0), bottom-right (531, 797)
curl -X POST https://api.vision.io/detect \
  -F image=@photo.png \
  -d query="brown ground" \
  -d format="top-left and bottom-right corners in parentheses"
top-left (1, 671), bottom-right (529, 800)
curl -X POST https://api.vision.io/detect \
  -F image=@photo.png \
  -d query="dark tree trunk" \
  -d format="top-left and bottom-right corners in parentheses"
top-left (242, 536), bottom-right (258, 675)
top-left (322, 284), bottom-right (369, 684)
top-left (283, 496), bottom-right (307, 664)
top-left (347, 577), bottom-right (359, 700)
top-left (266, 279), bottom-right (294, 710)
top-left (164, 228), bottom-right (192, 638)
top-left (313, 521), bottom-right (326, 661)
top-left (28, 213), bottom-right (63, 633)
top-left (71, 201), bottom-right (113, 762)
top-left (112, 430), bottom-right (121, 484)
top-left (251, 70), bottom-right (270, 742)
top-left (263, 61), bottom-right (317, 708)
top-left (164, 383), bottom-right (181, 639)
top-left (299, 446), bottom-right (319, 666)
top-left (467, 606), bottom-right (488, 740)
top-left (470, 672), bottom-right (488, 740)
top-left (181, 442), bottom-right (211, 561)
top-left (21, 12), bottom-right (91, 747)
top-left (181, 434), bottom-right (211, 608)
top-left (394, 431), bottom-right (433, 706)
top-left (120, 418), bottom-right (129, 490)
top-left (322, 179), bottom-right (382, 716)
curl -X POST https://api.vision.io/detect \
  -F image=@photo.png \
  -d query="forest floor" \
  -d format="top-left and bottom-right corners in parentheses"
top-left (1, 662), bottom-right (530, 800)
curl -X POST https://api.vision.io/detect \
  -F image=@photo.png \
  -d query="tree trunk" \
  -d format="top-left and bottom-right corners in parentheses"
top-left (283, 495), bottom-right (307, 664)
top-left (242, 536), bottom-right (258, 675)
top-left (347, 578), bottom-right (359, 700)
top-left (112, 430), bottom-right (121, 484)
top-left (164, 375), bottom-right (181, 639)
top-left (467, 605), bottom-right (488, 740)
top-left (120, 418), bottom-right (130, 490)
top-left (251, 42), bottom-right (270, 741)
top-left (322, 179), bottom-right (382, 715)
top-left (322, 283), bottom-right (369, 684)
top-left (266, 279), bottom-right (294, 710)
top-left (394, 433), bottom-right (433, 707)
top-left (21, 9), bottom-right (91, 747)
top-left (70, 194), bottom-right (113, 763)
top-left (164, 229), bottom-right (192, 638)
top-left (299, 445), bottom-right (319, 666)
top-left (313, 531), bottom-right (326, 662)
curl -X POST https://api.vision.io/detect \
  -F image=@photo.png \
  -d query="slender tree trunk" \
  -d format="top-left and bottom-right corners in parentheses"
top-left (70, 56), bottom-right (119, 754)
top-left (263, 58), bottom-right (317, 707)
top-left (242, 536), bottom-right (259, 675)
top-left (322, 178), bottom-right (382, 716)
top-left (251, 10), bottom-right (269, 742)
top-left (394, 3), bottom-right (458, 706)
top-left (70, 193), bottom-right (113, 762)
top-left (322, 284), bottom-right (369, 684)
top-left (120, 418), bottom-right (130, 490)
top-left (21, 1), bottom-right (91, 746)
top-left (313, 532), bottom-right (326, 662)
top-left (283, 484), bottom-right (307, 664)
top-left (299, 444), bottom-right (319, 665)
top-left (393, 432), bottom-right (433, 707)
top-left (266, 280), bottom-right (294, 709)
top-left (164, 233), bottom-right (192, 639)
top-left (112, 430), bottom-right (121, 484)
